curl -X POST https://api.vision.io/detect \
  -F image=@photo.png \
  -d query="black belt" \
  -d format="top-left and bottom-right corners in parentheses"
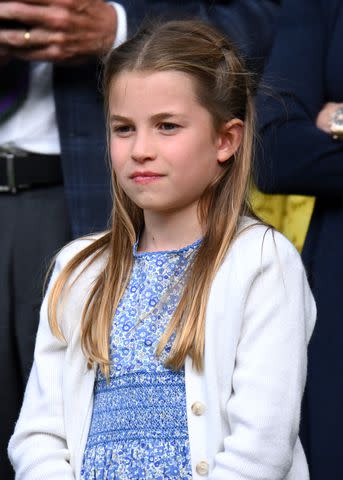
top-left (0, 146), bottom-right (63, 193)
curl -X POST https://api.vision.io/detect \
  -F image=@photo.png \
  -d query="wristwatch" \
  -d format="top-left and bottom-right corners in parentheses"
top-left (330, 106), bottom-right (343, 140)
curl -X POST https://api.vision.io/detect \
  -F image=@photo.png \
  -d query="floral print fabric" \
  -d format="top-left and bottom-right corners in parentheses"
top-left (81, 239), bottom-right (201, 480)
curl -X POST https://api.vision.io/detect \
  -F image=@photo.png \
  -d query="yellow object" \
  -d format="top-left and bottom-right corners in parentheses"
top-left (250, 186), bottom-right (315, 252)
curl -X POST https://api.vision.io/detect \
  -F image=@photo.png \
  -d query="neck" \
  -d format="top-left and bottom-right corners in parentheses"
top-left (138, 203), bottom-right (203, 252)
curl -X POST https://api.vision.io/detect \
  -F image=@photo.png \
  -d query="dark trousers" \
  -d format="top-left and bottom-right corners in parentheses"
top-left (0, 185), bottom-right (71, 479)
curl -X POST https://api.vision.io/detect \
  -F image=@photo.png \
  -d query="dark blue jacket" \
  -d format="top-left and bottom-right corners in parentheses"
top-left (54, 0), bottom-right (280, 238)
top-left (255, 1), bottom-right (343, 478)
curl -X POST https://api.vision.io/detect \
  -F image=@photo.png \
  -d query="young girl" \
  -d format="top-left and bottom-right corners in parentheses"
top-left (8, 20), bottom-right (316, 480)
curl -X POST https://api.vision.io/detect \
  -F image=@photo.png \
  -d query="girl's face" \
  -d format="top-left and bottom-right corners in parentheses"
top-left (109, 70), bottom-right (231, 215)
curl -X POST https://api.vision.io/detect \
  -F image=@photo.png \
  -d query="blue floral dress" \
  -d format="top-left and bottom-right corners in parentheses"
top-left (80, 239), bottom-right (201, 480)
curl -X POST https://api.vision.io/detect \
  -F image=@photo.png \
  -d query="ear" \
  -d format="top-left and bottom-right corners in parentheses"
top-left (216, 118), bottom-right (244, 164)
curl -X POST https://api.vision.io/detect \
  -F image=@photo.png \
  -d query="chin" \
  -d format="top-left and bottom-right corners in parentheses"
top-left (138, 203), bottom-right (168, 212)
top-left (131, 195), bottom-right (168, 211)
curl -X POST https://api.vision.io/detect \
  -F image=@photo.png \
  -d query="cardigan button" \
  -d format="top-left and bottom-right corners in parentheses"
top-left (196, 460), bottom-right (209, 476)
top-left (191, 401), bottom-right (205, 416)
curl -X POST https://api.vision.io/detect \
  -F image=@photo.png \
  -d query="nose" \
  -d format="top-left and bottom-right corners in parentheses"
top-left (131, 129), bottom-right (156, 163)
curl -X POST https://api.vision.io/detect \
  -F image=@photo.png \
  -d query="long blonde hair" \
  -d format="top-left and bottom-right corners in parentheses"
top-left (48, 20), bottom-right (256, 377)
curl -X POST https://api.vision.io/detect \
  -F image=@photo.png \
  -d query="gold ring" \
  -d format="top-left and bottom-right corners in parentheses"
top-left (24, 30), bottom-right (31, 41)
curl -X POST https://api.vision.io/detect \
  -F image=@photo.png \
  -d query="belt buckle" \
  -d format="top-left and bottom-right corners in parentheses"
top-left (0, 146), bottom-right (28, 193)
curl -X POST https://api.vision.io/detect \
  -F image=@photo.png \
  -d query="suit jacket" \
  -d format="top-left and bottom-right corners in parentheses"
top-left (8, 219), bottom-right (316, 479)
top-left (53, 0), bottom-right (280, 238)
top-left (255, 1), bottom-right (343, 478)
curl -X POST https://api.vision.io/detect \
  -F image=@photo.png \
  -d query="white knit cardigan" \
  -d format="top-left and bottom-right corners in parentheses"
top-left (8, 220), bottom-right (316, 480)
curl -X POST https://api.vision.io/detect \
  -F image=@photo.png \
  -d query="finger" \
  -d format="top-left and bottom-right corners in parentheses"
top-left (0, 3), bottom-right (75, 30)
top-left (9, 43), bottom-right (86, 62)
top-left (10, 0), bottom-right (91, 9)
top-left (0, 28), bottom-right (56, 48)
top-left (0, 29), bottom-right (29, 48)
top-left (10, 44), bottom-right (62, 61)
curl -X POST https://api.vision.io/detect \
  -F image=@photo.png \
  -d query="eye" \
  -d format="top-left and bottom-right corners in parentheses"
top-left (159, 122), bottom-right (181, 133)
top-left (112, 124), bottom-right (135, 136)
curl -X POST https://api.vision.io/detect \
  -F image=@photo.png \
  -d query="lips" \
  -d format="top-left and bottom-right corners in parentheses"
top-left (130, 171), bottom-right (165, 184)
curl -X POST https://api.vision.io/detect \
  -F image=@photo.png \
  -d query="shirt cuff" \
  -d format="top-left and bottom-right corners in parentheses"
top-left (108, 2), bottom-right (128, 49)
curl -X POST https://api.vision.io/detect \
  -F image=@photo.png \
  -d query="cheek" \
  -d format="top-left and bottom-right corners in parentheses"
top-left (110, 139), bottom-right (127, 174)
top-left (172, 137), bottom-right (218, 176)
top-left (174, 147), bottom-right (220, 193)
top-left (162, 134), bottom-right (200, 168)
top-left (180, 129), bottom-right (217, 158)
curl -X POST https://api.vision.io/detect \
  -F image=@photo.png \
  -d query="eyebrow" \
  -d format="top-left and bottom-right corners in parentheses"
top-left (109, 112), bottom-right (185, 123)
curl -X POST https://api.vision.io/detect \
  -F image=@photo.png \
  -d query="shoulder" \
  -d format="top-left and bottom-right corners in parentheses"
top-left (46, 232), bottom-right (109, 339)
top-left (222, 216), bottom-right (305, 279)
top-left (47, 231), bottom-right (109, 300)
top-left (237, 216), bottom-right (299, 258)
top-left (54, 231), bottom-right (108, 273)
top-left (216, 217), bottom-right (315, 329)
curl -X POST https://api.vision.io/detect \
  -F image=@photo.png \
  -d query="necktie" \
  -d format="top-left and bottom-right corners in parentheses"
top-left (0, 59), bottom-right (29, 124)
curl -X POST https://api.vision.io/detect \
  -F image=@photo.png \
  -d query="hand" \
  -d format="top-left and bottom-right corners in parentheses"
top-left (316, 102), bottom-right (343, 134)
top-left (0, 0), bottom-right (117, 62)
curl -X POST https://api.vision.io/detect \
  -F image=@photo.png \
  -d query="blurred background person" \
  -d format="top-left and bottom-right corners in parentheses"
top-left (0, 3), bottom-right (121, 478)
top-left (255, 0), bottom-right (343, 478)
top-left (0, 0), bottom-right (280, 477)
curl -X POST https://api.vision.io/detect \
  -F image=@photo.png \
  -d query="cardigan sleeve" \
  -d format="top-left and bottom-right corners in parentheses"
top-left (8, 252), bottom-right (75, 480)
top-left (255, 0), bottom-right (343, 198)
top-left (211, 229), bottom-right (316, 479)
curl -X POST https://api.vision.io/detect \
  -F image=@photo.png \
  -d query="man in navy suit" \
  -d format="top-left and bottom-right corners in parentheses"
top-left (255, 0), bottom-right (343, 477)
top-left (0, 1), bottom-right (279, 477)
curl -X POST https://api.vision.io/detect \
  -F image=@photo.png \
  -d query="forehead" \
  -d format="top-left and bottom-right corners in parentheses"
top-left (108, 70), bottom-right (200, 115)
